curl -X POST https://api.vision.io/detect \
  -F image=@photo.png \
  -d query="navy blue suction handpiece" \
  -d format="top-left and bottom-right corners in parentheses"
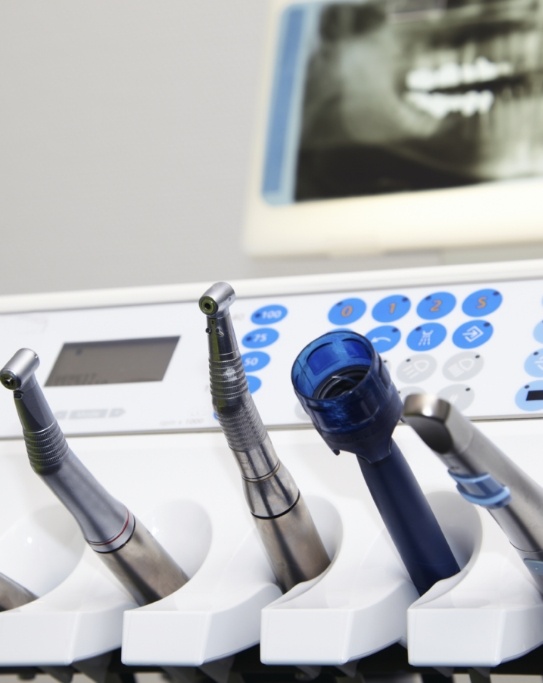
top-left (291, 331), bottom-right (460, 595)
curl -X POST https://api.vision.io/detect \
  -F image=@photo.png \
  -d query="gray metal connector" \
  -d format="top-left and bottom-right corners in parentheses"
top-left (1, 349), bottom-right (188, 605)
top-left (199, 283), bottom-right (330, 591)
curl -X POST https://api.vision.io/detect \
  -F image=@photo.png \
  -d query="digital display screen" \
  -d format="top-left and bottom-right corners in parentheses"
top-left (45, 337), bottom-right (180, 386)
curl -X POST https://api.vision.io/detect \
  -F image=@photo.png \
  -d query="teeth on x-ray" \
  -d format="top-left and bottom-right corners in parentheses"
top-left (406, 89), bottom-right (494, 117)
top-left (404, 56), bottom-right (516, 118)
top-left (406, 57), bottom-right (514, 91)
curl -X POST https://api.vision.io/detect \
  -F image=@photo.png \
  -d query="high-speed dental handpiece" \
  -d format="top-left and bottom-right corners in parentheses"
top-left (199, 282), bottom-right (330, 592)
top-left (292, 331), bottom-right (460, 596)
top-left (0, 348), bottom-right (189, 606)
top-left (403, 393), bottom-right (543, 593)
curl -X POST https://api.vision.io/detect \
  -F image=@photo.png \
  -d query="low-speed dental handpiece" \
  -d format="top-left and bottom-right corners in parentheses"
top-left (403, 393), bottom-right (543, 592)
top-left (292, 331), bottom-right (460, 596)
top-left (0, 571), bottom-right (37, 611)
top-left (199, 282), bottom-right (330, 592)
top-left (0, 573), bottom-right (75, 681)
top-left (0, 348), bottom-right (189, 606)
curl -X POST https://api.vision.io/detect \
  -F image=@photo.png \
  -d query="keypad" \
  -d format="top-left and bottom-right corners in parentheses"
top-left (241, 278), bottom-right (543, 419)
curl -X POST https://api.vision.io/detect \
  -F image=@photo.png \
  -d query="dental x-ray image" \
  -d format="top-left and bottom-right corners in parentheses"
top-left (263, 0), bottom-right (543, 203)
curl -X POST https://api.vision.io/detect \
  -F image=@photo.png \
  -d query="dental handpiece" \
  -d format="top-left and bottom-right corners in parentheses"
top-left (0, 348), bottom-right (189, 606)
top-left (403, 393), bottom-right (543, 592)
top-left (0, 571), bottom-right (37, 611)
top-left (292, 331), bottom-right (460, 596)
top-left (199, 282), bottom-right (330, 592)
top-left (0, 571), bottom-right (75, 682)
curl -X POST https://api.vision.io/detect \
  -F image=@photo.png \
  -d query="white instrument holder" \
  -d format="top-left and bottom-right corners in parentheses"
top-left (0, 261), bottom-right (541, 671)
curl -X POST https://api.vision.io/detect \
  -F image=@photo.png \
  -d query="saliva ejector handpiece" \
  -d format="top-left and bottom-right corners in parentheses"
top-left (0, 348), bottom-right (189, 606)
top-left (403, 393), bottom-right (543, 593)
top-left (199, 282), bottom-right (330, 592)
top-left (291, 331), bottom-right (460, 596)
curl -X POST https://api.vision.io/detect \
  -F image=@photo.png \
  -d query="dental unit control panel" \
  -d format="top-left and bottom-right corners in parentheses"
top-left (0, 259), bottom-right (543, 677)
top-left (1, 262), bottom-right (541, 438)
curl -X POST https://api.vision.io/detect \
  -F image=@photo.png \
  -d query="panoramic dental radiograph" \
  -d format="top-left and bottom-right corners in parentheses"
top-left (296, 0), bottom-right (543, 199)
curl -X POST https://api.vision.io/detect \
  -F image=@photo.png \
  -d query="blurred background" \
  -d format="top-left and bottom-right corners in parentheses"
top-left (1, 0), bottom-right (542, 297)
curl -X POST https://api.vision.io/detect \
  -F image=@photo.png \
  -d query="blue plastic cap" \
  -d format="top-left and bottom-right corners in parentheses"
top-left (291, 331), bottom-right (402, 461)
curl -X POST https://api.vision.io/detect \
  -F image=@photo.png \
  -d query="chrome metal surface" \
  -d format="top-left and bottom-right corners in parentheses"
top-left (200, 283), bottom-right (330, 590)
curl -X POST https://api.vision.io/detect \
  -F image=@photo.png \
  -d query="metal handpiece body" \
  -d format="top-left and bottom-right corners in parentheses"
top-left (199, 282), bottom-right (330, 592)
top-left (403, 393), bottom-right (543, 592)
top-left (0, 348), bottom-right (188, 606)
top-left (292, 331), bottom-right (460, 596)
top-left (0, 571), bottom-right (37, 611)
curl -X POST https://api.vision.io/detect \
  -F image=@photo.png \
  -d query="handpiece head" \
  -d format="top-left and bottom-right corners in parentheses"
top-left (199, 282), bottom-right (236, 318)
top-left (291, 331), bottom-right (402, 461)
top-left (0, 349), bottom-right (39, 391)
top-left (402, 393), bottom-right (455, 454)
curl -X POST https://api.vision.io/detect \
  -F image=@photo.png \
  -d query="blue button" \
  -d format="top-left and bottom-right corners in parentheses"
top-left (372, 295), bottom-right (411, 323)
top-left (452, 320), bottom-right (493, 349)
top-left (328, 298), bottom-right (366, 325)
top-left (516, 380), bottom-right (543, 412)
top-left (534, 320), bottom-right (543, 344)
top-left (242, 351), bottom-right (271, 373)
top-left (525, 349), bottom-right (543, 378)
top-left (242, 328), bottom-right (279, 348)
top-left (251, 304), bottom-right (288, 325)
top-left (406, 323), bottom-right (447, 351)
top-left (246, 375), bottom-right (262, 393)
top-left (462, 289), bottom-right (503, 317)
top-left (417, 292), bottom-right (456, 320)
top-left (366, 325), bottom-right (401, 353)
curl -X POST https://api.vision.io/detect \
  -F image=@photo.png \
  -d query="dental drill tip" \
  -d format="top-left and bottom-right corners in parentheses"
top-left (0, 349), bottom-right (39, 390)
top-left (199, 282), bottom-right (236, 317)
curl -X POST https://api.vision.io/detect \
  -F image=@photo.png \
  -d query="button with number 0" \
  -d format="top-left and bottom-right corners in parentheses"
top-left (328, 297), bottom-right (366, 325)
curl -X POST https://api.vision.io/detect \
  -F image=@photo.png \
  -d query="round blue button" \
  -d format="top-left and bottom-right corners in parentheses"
top-left (534, 320), bottom-right (543, 344)
top-left (328, 298), bottom-right (366, 325)
top-left (462, 289), bottom-right (503, 317)
top-left (452, 320), bottom-right (493, 349)
top-left (242, 328), bottom-right (279, 348)
top-left (246, 374), bottom-right (262, 393)
top-left (525, 349), bottom-right (543, 378)
top-left (251, 304), bottom-right (288, 325)
top-left (372, 295), bottom-right (411, 323)
top-left (417, 292), bottom-right (456, 320)
top-left (366, 325), bottom-right (401, 353)
top-left (242, 351), bottom-right (270, 373)
top-left (406, 323), bottom-right (447, 351)
top-left (516, 380), bottom-right (543, 412)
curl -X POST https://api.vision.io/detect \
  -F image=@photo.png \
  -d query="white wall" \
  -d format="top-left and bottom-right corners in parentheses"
top-left (1, 1), bottom-right (542, 297)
